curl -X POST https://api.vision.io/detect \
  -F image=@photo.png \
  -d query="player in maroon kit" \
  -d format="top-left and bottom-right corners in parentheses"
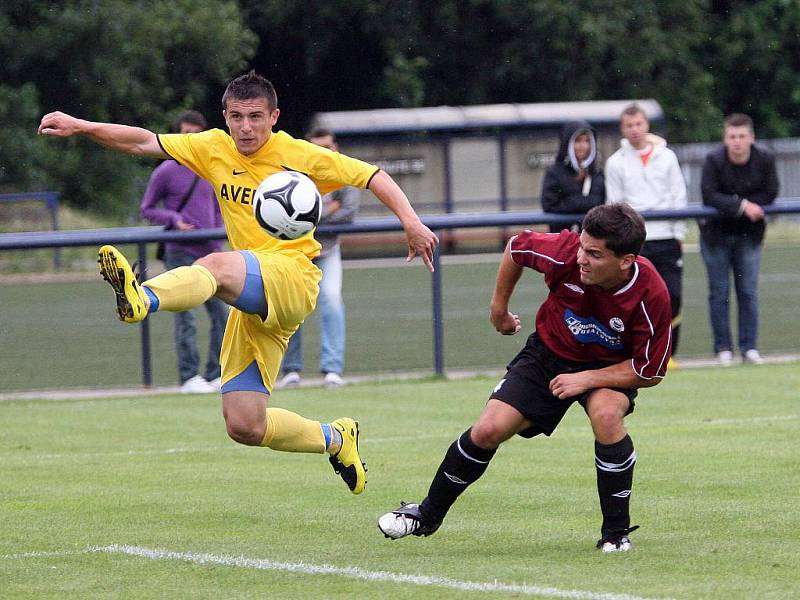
top-left (378, 203), bottom-right (672, 552)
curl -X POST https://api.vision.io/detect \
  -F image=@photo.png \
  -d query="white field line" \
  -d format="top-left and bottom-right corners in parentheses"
top-left (2, 544), bottom-right (675, 600)
top-left (699, 414), bottom-right (800, 425)
top-left (3, 417), bottom-right (797, 463)
top-left (0, 433), bottom-right (452, 463)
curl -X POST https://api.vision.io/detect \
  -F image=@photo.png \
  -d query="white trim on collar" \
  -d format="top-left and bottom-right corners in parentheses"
top-left (614, 261), bottom-right (639, 295)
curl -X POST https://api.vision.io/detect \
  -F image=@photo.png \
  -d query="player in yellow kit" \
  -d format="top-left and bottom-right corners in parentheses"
top-left (38, 71), bottom-right (438, 496)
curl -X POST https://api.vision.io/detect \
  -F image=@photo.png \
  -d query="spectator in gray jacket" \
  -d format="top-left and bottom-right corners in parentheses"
top-left (278, 129), bottom-right (359, 388)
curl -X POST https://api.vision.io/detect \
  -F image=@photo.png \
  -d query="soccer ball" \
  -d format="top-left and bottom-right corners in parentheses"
top-left (252, 171), bottom-right (321, 240)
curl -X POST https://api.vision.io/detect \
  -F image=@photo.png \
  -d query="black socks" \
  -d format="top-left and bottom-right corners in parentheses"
top-left (420, 428), bottom-right (496, 524)
top-left (595, 434), bottom-right (636, 535)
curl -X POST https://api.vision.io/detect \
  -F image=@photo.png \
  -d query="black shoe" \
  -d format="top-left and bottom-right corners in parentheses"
top-left (377, 502), bottom-right (442, 539)
top-left (596, 525), bottom-right (639, 553)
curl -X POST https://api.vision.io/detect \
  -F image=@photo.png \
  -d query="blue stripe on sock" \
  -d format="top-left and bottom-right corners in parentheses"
top-left (320, 423), bottom-right (332, 451)
top-left (143, 286), bottom-right (159, 312)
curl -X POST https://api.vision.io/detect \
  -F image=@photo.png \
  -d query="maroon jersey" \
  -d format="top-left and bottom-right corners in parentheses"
top-left (510, 230), bottom-right (672, 380)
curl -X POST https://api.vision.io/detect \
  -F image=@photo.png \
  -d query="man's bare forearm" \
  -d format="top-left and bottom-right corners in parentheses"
top-left (38, 111), bottom-right (166, 158)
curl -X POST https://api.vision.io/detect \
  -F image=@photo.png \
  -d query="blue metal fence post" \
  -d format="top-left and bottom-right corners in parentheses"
top-left (431, 240), bottom-right (444, 376)
top-left (138, 243), bottom-right (153, 387)
top-left (47, 193), bottom-right (61, 270)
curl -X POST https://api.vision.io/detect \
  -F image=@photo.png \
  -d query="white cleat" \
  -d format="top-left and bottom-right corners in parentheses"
top-left (596, 525), bottom-right (638, 553)
top-left (598, 536), bottom-right (632, 553)
top-left (378, 502), bottom-right (441, 539)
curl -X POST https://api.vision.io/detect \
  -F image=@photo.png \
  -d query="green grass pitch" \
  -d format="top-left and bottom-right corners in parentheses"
top-left (2, 365), bottom-right (798, 599)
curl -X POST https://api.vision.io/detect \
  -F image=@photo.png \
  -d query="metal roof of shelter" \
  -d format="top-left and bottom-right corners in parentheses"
top-left (311, 99), bottom-right (663, 137)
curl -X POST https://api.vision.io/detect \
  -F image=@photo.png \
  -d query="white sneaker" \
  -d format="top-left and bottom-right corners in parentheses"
top-left (180, 375), bottom-right (216, 394)
top-left (277, 371), bottom-right (301, 388)
top-left (717, 350), bottom-right (734, 367)
top-left (206, 377), bottom-right (221, 391)
top-left (324, 372), bottom-right (345, 388)
top-left (743, 349), bottom-right (764, 365)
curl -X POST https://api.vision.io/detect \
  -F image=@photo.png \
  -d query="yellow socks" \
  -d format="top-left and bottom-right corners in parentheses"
top-left (261, 407), bottom-right (326, 453)
top-left (143, 265), bottom-right (217, 312)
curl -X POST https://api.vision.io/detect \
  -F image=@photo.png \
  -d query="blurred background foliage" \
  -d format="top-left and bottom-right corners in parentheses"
top-left (2, 0), bottom-right (799, 217)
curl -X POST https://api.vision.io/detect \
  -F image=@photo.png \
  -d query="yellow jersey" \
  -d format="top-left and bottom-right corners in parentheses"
top-left (157, 129), bottom-right (378, 259)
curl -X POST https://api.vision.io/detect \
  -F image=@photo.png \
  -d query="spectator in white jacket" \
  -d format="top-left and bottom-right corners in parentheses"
top-left (605, 104), bottom-right (687, 364)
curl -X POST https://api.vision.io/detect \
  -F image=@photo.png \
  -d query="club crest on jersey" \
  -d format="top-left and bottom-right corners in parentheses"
top-left (563, 309), bottom-right (624, 350)
top-left (609, 317), bottom-right (625, 332)
top-left (563, 283), bottom-right (584, 294)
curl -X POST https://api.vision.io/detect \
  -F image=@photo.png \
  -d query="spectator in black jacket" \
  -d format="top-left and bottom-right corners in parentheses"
top-left (700, 113), bottom-right (779, 366)
top-left (541, 121), bottom-right (605, 232)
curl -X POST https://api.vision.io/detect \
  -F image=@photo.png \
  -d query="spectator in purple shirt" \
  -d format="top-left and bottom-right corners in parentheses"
top-left (140, 110), bottom-right (228, 394)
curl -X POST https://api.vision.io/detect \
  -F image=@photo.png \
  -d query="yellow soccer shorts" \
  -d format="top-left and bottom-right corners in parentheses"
top-left (220, 249), bottom-right (321, 392)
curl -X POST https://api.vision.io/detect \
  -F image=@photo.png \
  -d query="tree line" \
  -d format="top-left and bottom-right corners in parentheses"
top-left (2, 0), bottom-right (798, 217)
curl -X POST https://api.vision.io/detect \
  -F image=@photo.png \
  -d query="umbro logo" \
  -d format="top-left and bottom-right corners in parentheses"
top-left (232, 169), bottom-right (246, 176)
top-left (444, 472), bottom-right (468, 485)
top-left (612, 489), bottom-right (632, 498)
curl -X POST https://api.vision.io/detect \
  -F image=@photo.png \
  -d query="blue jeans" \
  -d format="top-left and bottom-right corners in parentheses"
top-left (282, 245), bottom-right (345, 375)
top-left (699, 234), bottom-right (762, 354)
top-left (164, 250), bottom-right (229, 383)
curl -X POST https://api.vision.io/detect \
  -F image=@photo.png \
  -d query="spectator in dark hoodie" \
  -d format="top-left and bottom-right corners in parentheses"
top-left (541, 121), bottom-right (605, 232)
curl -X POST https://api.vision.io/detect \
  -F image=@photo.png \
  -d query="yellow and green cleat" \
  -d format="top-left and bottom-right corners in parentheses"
top-left (329, 417), bottom-right (367, 495)
top-left (98, 245), bottom-right (150, 323)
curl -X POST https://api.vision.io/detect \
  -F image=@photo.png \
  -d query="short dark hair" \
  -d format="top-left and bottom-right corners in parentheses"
top-left (306, 127), bottom-right (335, 141)
top-left (171, 110), bottom-right (207, 133)
top-left (620, 103), bottom-right (648, 122)
top-left (222, 70), bottom-right (278, 111)
top-left (582, 203), bottom-right (646, 256)
top-left (723, 113), bottom-right (754, 132)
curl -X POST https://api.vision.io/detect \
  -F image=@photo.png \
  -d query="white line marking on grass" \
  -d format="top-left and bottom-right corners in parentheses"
top-left (4, 545), bottom-right (674, 599)
top-left (4, 446), bottom-right (235, 462)
top-left (60, 544), bottom-right (670, 600)
top-left (5, 434), bottom-right (452, 463)
top-left (2, 549), bottom-right (86, 559)
top-left (700, 414), bottom-right (800, 425)
top-left (366, 432), bottom-right (453, 444)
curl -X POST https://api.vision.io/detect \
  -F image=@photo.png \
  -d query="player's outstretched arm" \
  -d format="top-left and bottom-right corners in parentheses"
top-left (368, 170), bottom-right (438, 272)
top-left (38, 111), bottom-right (167, 158)
top-left (489, 243), bottom-right (523, 335)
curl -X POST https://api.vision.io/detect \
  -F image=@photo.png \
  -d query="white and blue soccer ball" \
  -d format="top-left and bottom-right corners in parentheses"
top-left (253, 171), bottom-right (321, 240)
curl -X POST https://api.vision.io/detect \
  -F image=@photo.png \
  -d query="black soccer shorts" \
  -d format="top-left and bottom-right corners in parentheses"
top-left (489, 332), bottom-right (637, 438)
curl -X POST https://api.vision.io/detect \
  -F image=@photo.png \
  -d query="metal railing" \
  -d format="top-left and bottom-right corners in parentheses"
top-left (2, 199), bottom-right (800, 386)
top-left (0, 191), bottom-right (61, 268)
